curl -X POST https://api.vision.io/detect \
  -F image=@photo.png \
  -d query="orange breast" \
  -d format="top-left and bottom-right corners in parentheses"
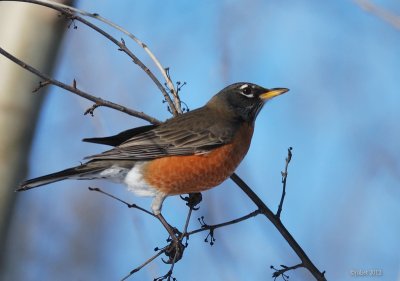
top-left (143, 124), bottom-right (254, 195)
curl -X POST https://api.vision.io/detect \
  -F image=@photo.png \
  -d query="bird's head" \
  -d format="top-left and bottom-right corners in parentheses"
top-left (207, 82), bottom-right (289, 123)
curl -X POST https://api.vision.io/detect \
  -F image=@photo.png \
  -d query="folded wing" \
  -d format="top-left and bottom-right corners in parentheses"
top-left (84, 108), bottom-right (238, 161)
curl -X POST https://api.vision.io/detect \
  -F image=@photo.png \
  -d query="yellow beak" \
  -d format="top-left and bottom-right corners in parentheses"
top-left (260, 88), bottom-right (289, 100)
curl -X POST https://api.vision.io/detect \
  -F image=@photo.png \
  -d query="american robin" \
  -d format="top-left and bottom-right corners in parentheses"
top-left (18, 82), bottom-right (288, 215)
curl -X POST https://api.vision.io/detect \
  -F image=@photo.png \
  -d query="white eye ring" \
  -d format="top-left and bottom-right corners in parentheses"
top-left (238, 84), bottom-right (254, 98)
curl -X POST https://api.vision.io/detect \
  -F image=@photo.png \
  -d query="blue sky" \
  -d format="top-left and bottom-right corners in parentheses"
top-left (6, 1), bottom-right (400, 280)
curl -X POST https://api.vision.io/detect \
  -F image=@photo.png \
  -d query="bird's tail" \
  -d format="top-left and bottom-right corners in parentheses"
top-left (17, 162), bottom-right (107, 191)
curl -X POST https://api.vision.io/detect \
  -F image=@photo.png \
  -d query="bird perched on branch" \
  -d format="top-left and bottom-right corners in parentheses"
top-left (18, 82), bottom-right (288, 215)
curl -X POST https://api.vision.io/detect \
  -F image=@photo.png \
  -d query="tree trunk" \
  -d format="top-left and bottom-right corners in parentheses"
top-left (0, 0), bottom-right (74, 272)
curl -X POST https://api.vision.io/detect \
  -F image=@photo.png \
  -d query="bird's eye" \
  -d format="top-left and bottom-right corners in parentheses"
top-left (242, 86), bottom-right (252, 96)
top-left (238, 84), bottom-right (254, 98)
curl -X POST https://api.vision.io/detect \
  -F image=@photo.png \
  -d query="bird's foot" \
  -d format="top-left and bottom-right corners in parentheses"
top-left (162, 238), bottom-right (185, 264)
top-left (180, 192), bottom-right (202, 210)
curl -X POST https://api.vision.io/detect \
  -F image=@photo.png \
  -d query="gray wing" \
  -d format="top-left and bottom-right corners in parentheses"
top-left (85, 108), bottom-right (238, 161)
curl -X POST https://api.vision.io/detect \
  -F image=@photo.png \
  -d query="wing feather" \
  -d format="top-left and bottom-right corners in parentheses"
top-left (85, 107), bottom-right (239, 161)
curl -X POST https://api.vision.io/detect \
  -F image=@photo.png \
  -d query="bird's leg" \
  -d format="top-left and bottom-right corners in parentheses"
top-left (152, 193), bottom-right (184, 263)
top-left (151, 193), bottom-right (167, 216)
top-left (155, 213), bottom-right (180, 241)
top-left (152, 193), bottom-right (181, 236)
top-left (155, 213), bottom-right (185, 264)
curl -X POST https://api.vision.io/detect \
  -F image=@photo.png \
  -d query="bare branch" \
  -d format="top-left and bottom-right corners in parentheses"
top-left (230, 172), bottom-right (327, 281)
top-left (179, 193), bottom-right (202, 241)
top-left (32, 80), bottom-right (51, 93)
top-left (271, 263), bottom-right (304, 280)
top-left (83, 103), bottom-right (102, 117)
top-left (154, 268), bottom-right (176, 281)
top-left (0, 47), bottom-right (161, 124)
top-left (88, 187), bottom-right (155, 217)
top-left (12, 0), bottom-right (181, 115)
top-left (276, 147), bottom-right (293, 218)
top-left (185, 209), bottom-right (261, 237)
top-left (121, 249), bottom-right (165, 281)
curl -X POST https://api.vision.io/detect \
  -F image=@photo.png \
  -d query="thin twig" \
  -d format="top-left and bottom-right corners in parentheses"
top-left (62, 10), bottom-right (177, 115)
top-left (271, 263), bottom-right (304, 280)
top-left (179, 193), bottom-right (202, 240)
top-left (88, 187), bottom-right (155, 217)
top-left (181, 207), bottom-right (193, 239)
top-left (0, 47), bottom-right (160, 124)
top-left (32, 80), bottom-right (51, 92)
top-left (154, 268), bottom-right (176, 281)
top-left (84, 103), bottom-right (102, 116)
top-left (12, 0), bottom-right (180, 115)
top-left (276, 147), bottom-right (293, 218)
top-left (185, 209), bottom-right (262, 237)
top-left (121, 249), bottom-right (165, 281)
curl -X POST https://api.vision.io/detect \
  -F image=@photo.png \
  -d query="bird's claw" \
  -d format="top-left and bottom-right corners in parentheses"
top-left (180, 192), bottom-right (202, 210)
top-left (162, 239), bottom-right (185, 264)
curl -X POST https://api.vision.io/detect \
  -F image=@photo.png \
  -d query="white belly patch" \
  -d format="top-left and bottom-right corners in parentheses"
top-left (99, 165), bottom-right (130, 182)
top-left (124, 162), bottom-right (158, 197)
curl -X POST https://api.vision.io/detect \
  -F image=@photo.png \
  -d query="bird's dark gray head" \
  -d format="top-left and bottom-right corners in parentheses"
top-left (207, 82), bottom-right (289, 123)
